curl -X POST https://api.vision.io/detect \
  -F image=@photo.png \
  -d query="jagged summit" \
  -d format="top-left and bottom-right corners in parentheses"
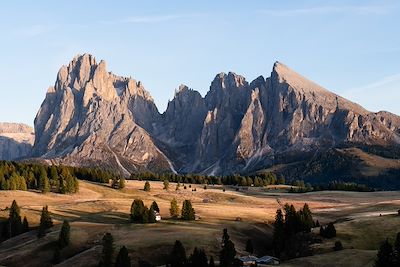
top-left (30, 54), bottom-right (400, 177)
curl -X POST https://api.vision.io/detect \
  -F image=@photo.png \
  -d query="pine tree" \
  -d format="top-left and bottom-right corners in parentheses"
top-left (144, 181), bottom-right (151, 192)
top-left (115, 246), bottom-right (131, 267)
top-left (130, 199), bottom-right (146, 223)
top-left (50, 165), bottom-right (59, 181)
top-left (181, 200), bottom-right (195, 221)
top-left (170, 240), bottom-right (187, 267)
top-left (375, 239), bottom-right (394, 267)
top-left (189, 247), bottom-right (208, 267)
top-left (22, 216), bottom-right (29, 233)
top-left (147, 207), bottom-right (156, 223)
top-left (38, 205), bottom-right (53, 237)
top-left (99, 233), bottom-right (114, 267)
top-left (170, 198), bottom-right (179, 218)
top-left (8, 200), bottom-right (22, 237)
top-left (150, 201), bottom-right (160, 213)
top-left (300, 203), bottom-right (313, 232)
top-left (39, 166), bottom-right (50, 193)
top-left (163, 180), bottom-right (169, 190)
top-left (220, 229), bottom-right (236, 267)
top-left (273, 209), bottom-right (285, 257)
top-left (119, 178), bottom-right (126, 189)
top-left (58, 220), bottom-right (70, 248)
top-left (245, 239), bottom-right (254, 254)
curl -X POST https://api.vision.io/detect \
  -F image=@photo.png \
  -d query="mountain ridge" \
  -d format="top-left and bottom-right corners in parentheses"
top-left (24, 54), bottom-right (400, 183)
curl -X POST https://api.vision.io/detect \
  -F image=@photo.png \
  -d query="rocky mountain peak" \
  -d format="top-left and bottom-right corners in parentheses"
top-left (31, 54), bottom-right (400, 177)
top-left (0, 123), bottom-right (34, 160)
top-left (211, 72), bottom-right (248, 90)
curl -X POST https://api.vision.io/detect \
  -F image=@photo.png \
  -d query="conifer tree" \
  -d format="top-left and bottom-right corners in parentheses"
top-left (181, 200), bottom-right (195, 221)
top-left (163, 180), bottom-right (169, 190)
top-left (99, 232), bottom-right (114, 267)
top-left (273, 209), bottom-right (285, 257)
top-left (147, 206), bottom-right (157, 223)
top-left (8, 200), bottom-right (22, 237)
top-left (144, 181), bottom-right (151, 192)
top-left (22, 216), bottom-right (29, 233)
top-left (375, 239), bottom-right (394, 267)
top-left (220, 229), bottom-right (236, 267)
top-left (38, 205), bottom-right (53, 237)
top-left (39, 166), bottom-right (50, 193)
top-left (170, 240), bottom-right (187, 267)
top-left (189, 247), bottom-right (208, 267)
top-left (150, 201), bottom-right (160, 213)
top-left (115, 246), bottom-right (131, 267)
top-left (300, 203), bottom-right (313, 232)
top-left (170, 198), bottom-right (179, 218)
top-left (119, 177), bottom-right (126, 189)
top-left (58, 220), bottom-right (70, 248)
top-left (130, 199), bottom-right (146, 223)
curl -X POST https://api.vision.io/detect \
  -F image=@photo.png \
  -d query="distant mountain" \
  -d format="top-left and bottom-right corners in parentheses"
top-left (31, 54), bottom-right (400, 186)
top-left (0, 123), bottom-right (34, 160)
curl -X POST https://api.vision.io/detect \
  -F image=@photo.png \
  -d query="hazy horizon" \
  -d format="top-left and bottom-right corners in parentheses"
top-left (1, 0), bottom-right (399, 126)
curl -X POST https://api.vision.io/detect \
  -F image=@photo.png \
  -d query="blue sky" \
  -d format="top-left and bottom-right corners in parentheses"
top-left (0, 0), bottom-right (399, 126)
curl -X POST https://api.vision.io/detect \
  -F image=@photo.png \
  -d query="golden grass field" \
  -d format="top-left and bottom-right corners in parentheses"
top-left (0, 180), bottom-right (399, 267)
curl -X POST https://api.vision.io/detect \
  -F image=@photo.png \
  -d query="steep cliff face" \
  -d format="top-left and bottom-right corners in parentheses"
top-left (0, 123), bottom-right (34, 160)
top-left (32, 54), bottom-right (400, 176)
top-left (32, 54), bottom-right (173, 174)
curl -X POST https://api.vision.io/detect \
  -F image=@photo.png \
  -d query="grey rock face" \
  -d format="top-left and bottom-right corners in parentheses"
top-left (0, 123), bottom-right (34, 160)
top-left (33, 54), bottom-right (172, 175)
top-left (32, 55), bottom-right (400, 175)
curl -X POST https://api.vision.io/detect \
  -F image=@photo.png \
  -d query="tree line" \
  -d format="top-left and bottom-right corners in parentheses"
top-left (0, 161), bottom-right (81, 193)
top-left (98, 228), bottom-right (237, 267)
top-left (130, 172), bottom-right (285, 187)
top-left (289, 180), bottom-right (374, 193)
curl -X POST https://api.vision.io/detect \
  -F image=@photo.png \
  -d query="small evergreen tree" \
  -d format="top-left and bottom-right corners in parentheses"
top-left (147, 207), bottom-right (157, 223)
top-left (39, 168), bottom-right (50, 193)
top-left (99, 233), bottom-right (114, 267)
top-left (181, 200), bottom-right (195, 221)
top-left (22, 216), bottom-right (29, 233)
top-left (58, 220), bottom-right (70, 248)
top-left (115, 246), bottom-right (131, 267)
top-left (189, 247), bottom-right (208, 267)
top-left (375, 239), bottom-right (394, 267)
top-left (245, 239), bottom-right (254, 254)
top-left (150, 201), bottom-right (160, 213)
top-left (144, 181), bottom-right (151, 192)
top-left (170, 198), bottom-right (179, 218)
top-left (130, 199), bottom-right (146, 223)
top-left (163, 180), bottom-right (169, 190)
top-left (273, 209), bottom-right (285, 257)
top-left (220, 229), bottom-right (236, 267)
top-left (119, 178), bottom-right (126, 189)
top-left (8, 200), bottom-right (22, 237)
top-left (38, 205), bottom-right (53, 238)
top-left (170, 240), bottom-right (187, 267)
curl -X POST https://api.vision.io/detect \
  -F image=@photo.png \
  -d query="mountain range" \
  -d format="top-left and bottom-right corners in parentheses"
top-left (2, 54), bottom-right (400, 187)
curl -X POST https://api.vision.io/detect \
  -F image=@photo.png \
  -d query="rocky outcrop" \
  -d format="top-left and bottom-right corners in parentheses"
top-left (0, 123), bottom-right (34, 160)
top-left (32, 54), bottom-right (173, 175)
top-left (32, 54), bottom-right (400, 175)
